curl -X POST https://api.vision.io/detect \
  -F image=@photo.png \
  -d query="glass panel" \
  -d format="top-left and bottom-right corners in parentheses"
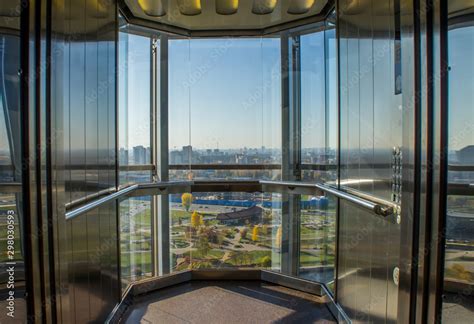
top-left (0, 5), bottom-right (27, 321)
top-left (169, 191), bottom-right (281, 271)
top-left (119, 29), bottom-right (153, 185)
top-left (300, 30), bottom-right (326, 178)
top-left (300, 25), bottom-right (337, 183)
top-left (168, 37), bottom-right (282, 181)
top-left (120, 196), bottom-right (153, 288)
top-left (298, 194), bottom-right (337, 289)
top-left (442, 3), bottom-right (474, 321)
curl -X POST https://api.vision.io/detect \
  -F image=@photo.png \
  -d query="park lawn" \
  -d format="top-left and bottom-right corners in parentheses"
top-left (300, 225), bottom-right (326, 236)
top-left (171, 209), bottom-right (192, 221)
top-left (183, 248), bottom-right (225, 260)
top-left (226, 250), bottom-right (272, 266)
top-left (300, 252), bottom-right (335, 267)
top-left (120, 250), bottom-right (152, 274)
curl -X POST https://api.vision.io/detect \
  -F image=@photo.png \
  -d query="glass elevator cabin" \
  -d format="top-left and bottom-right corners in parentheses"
top-left (0, 0), bottom-right (473, 323)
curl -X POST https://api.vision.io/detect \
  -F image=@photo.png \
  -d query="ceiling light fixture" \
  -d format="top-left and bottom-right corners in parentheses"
top-left (252, 0), bottom-right (277, 15)
top-left (138, 0), bottom-right (167, 17)
top-left (287, 0), bottom-right (315, 14)
top-left (216, 0), bottom-right (239, 15)
top-left (177, 0), bottom-right (202, 16)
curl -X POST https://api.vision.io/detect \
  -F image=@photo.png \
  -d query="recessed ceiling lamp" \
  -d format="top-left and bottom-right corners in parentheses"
top-left (252, 0), bottom-right (277, 15)
top-left (216, 0), bottom-right (239, 15)
top-left (287, 0), bottom-right (315, 14)
top-left (138, 0), bottom-right (166, 17)
top-left (177, 0), bottom-right (202, 16)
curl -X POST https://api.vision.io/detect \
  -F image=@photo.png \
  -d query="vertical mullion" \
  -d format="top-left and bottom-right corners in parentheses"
top-left (150, 36), bottom-right (159, 277)
top-left (157, 34), bottom-right (170, 275)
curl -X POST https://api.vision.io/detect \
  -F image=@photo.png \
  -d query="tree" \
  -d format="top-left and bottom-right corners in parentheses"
top-left (260, 256), bottom-right (272, 267)
top-left (252, 225), bottom-right (260, 242)
top-left (181, 193), bottom-right (193, 212)
top-left (240, 228), bottom-right (248, 240)
top-left (191, 211), bottom-right (201, 228)
top-left (275, 225), bottom-right (282, 248)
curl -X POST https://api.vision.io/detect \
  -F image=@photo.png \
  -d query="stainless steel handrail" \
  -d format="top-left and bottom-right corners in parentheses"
top-left (65, 184), bottom-right (139, 220)
top-left (260, 180), bottom-right (394, 217)
top-left (315, 183), bottom-right (394, 216)
top-left (65, 179), bottom-right (395, 220)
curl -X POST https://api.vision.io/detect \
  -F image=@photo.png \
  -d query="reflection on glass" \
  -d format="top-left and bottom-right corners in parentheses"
top-left (0, 7), bottom-right (27, 320)
top-left (119, 30), bottom-right (153, 185)
top-left (120, 197), bottom-right (153, 288)
top-left (170, 192), bottom-right (281, 271)
top-left (168, 38), bottom-right (281, 181)
top-left (298, 194), bottom-right (336, 288)
top-left (300, 26), bottom-right (337, 183)
top-left (443, 7), bottom-right (474, 321)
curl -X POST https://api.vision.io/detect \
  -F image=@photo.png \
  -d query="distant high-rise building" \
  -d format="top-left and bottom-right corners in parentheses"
top-left (133, 145), bottom-right (147, 164)
top-left (146, 147), bottom-right (151, 164)
top-left (182, 145), bottom-right (192, 164)
top-left (119, 148), bottom-right (129, 165)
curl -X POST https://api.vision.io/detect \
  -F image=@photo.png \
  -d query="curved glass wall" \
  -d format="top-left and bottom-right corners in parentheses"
top-left (117, 19), bottom-right (337, 296)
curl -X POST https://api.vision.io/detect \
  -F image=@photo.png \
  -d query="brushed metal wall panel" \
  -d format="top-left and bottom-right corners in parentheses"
top-left (50, 0), bottom-right (119, 322)
top-left (337, 0), bottom-right (402, 321)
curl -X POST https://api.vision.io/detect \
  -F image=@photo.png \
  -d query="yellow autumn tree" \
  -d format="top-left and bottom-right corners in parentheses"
top-left (181, 193), bottom-right (193, 212)
top-left (252, 225), bottom-right (260, 242)
top-left (199, 214), bottom-right (204, 226)
top-left (191, 211), bottom-right (201, 228)
top-left (275, 225), bottom-right (282, 248)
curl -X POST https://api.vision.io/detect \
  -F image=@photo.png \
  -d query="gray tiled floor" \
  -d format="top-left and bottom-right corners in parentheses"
top-left (122, 281), bottom-right (336, 323)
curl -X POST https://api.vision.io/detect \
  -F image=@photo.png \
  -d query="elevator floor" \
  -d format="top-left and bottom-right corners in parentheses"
top-left (121, 280), bottom-right (336, 323)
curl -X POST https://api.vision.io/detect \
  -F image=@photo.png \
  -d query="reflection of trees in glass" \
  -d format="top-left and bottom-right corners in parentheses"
top-left (260, 256), bottom-right (271, 267)
top-left (181, 192), bottom-right (193, 211)
top-left (191, 211), bottom-right (203, 228)
top-left (252, 225), bottom-right (260, 242)
top-left (195, 234), bottom-right (210, 257)
top-left (275, 225), bottom-right (282, 248)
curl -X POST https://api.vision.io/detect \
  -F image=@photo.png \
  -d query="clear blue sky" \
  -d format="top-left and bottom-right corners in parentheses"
top-left (448, 26), bottom-right (474, 151)
top-left (168, 37), bottom-right (281, 150)
top-left (122, 33), bottom-right (333, 151)
top-left (118, 27), bottom-right (473, 152)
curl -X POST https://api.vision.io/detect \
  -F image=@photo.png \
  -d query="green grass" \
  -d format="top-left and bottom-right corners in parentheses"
top-left (300, 252), bottom-right (335, 267)
top-left (226, 250), bottom-right (272, 266)
top-left (120, 250), bottom-right (152, 278)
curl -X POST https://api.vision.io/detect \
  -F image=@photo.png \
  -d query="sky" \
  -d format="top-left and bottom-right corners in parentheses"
top-left (448, 26), bottom-right (474, 151)
top-left (1, 27), bottom-right (472, 155)
top-left (121, 32), bottom-right (336, 151)
top-left (168, 37), bottom-right (282, 150)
